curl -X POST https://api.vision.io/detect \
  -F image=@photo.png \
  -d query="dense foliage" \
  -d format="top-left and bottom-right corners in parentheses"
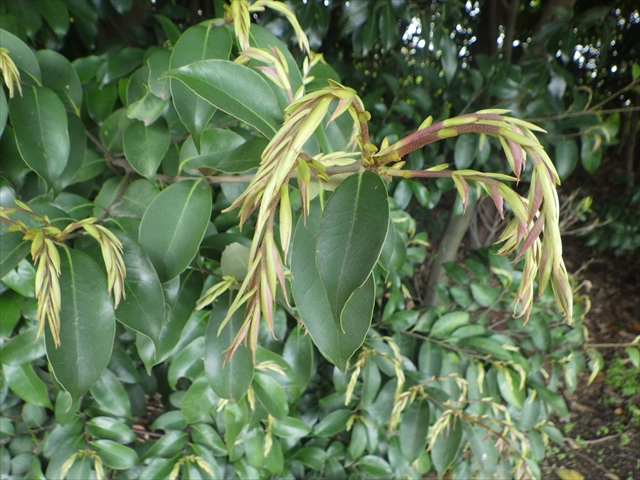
top-left (0, 1), bottom-right (638, 479)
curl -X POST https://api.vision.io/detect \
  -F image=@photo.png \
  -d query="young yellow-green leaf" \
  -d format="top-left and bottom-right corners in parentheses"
top-left (10, 86), bottom-right (69, 188)
top-left (291, 201), bottom-right (375, 372)
top-left (316, 170), bottom-right (389, 330)
top-left (169, 25), bottom-right (232, 148)
top-left (165, 59), bottom-right (283, 139)
top-left (123, 118), bottom-right (170, 179)
top-left (205, 298), bottom-right (253, 402)
top-left (45, 248), bottom-right (115, 402)
top-left (399, 399), bottom-right (430, 463)
top-left (139, 180), bottom-right (212, 282)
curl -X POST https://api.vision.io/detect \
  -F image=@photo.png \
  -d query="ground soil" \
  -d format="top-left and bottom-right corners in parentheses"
top-left (538, 234), bottom-right (640, 480)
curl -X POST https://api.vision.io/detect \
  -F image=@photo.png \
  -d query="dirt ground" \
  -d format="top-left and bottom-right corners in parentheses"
top-left (539, 234), bottom-right (640, 480)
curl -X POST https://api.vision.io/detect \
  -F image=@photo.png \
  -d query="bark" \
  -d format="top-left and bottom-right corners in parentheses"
top-left (422, 198), bottom-right (477, 306)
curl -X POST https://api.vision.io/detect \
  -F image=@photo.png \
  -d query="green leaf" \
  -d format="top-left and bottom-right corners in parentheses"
top-left (165, 59), bottom-right (283, 139)
top-left (361, 359), bottom-right (381, 407)
top-left (99, 107), bottom-right (133, 153)
top-left (317, 170), bottom-right (389, 329)
top-left (271, 416), bottom-right (312, 439)
top-left (469, 281), bottom-right (500, 307)
top-left (581, 134), bottom-right (602, 174)
top-left (141, 431), bottom-right (187, 460)
top-left (399, 399), bottom-right (429, 462)
top-left (169, 25), bottom-right (232, 147)
top-left (252, 372), bottom-right (289, 420)
top-left (282, 325), bottom-right (313, 395)
top-left (87, 82), bottom-right (117, 125)
top-left (220, 242), bottom-right (250, 281)
top-left (109, 232), bottom-right (166, 350)
top-left (223, 401), bottom-right (247, 452)
top-left (205, 298), bottom-right (253, 401)
top-left (137, 270), bottom-right (203, 370)
top-left (167, 336), bottom-right (204, 389)
top-left (531, 381), bottom-right (570, 420)
top-left (356, 455), bottom-right (393, 477)
top-left (0, 29), bottom-right (41, 84)
top-left (2, 364), bottom-right (51, 408)
top-left (36, 50), bottom-right (81, 115)
top-left (0, 89), bottom-right (7, 140)
top-left (0, 328), bottom-right (45, 365)
top-left (9, 85), bottom-right (69, 187)
top-left (461, 336), bottom-right (514, 362)
top-left (292, 447), bottom-right (326, 470)
top-left (454, 134), bottom-right (478, 169)
top-left (2, 258), bottom-right (35, 297)
top-left (0, 291), bottom-right (23, 337)
top-left (36, 0), bottom-right (69, 36)
top-left (86, 417), bottom-right (136, 444)
top-left (138, 457), bottom-right (180, 480)
top-left (54, 112), bottom-right (86, 191)
top-left (178, 128), bottom-right (245, 175)
top-left (45, 248), bottom-right (115, 402)
top-left (152, 411), bottom-right (187, 432)
top-left (100, 47), bottom-right (143, 86)
top-left (154, 14), bottom-right (181, 46)
top-left (89, 368), bottom-right (131, 418)
top-left (431, 415), bottom-right (462, 478)
top-left (190, 423), bottom-right (226, 455)
top-left (314, 409), bottom-right (351, 437)
top-left (554, 138), bottom-right (578, 181)
top-left (0, 232), bottom-right (30, 279)
top-left (465, 423), bottom-right (498, 479)
top-left (139, 180), bottom-right (212, 282)
top-left (496, 367), bottom-right (525, 409)
top-left (626, 347), bottom-right (640, 368)
top-left (439, 33), bottom-right (458, 83)
top-left (147, 49), bottom-right (172, 100)
top-left (123, 118), bottom-right (170, 179)
top-left (90, 440), bottom-right (139, 470)
top-left (181, 374), bottom-right (219, 424)
top-left (126, 89), bottom-right (168, 126)
top-left (291, 201), bottom-right (375, 372)
top-left (213, 136), bottom-right (269, 173)
top-left (429, 311), bottom-right (470, 339)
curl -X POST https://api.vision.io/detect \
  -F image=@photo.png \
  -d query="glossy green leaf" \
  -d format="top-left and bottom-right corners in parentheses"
top-left (169, 25), bottom-right (232, 147)
top-left (2, 364), bottom-right (51, 408)
top-left (139, 180), bottom-right (212, 282)
top-left (10, 85), bottom-right (69, 187)
top-left (291, 201), bottom-right (375, 372)
top-left (0, 29), bottom-right (41, 84)
top-left (497, 367), bottom-right (525, 409)
top-left (454, 134), bottom-right (478, 169)
top-left (356, 455), bottom-right (393, 477)
top-left (469, 281), bottom-right (500, 307)
top-left (152, 411), bottom-right (187, 432)
top-left (271, 416), bottom-right (312, 439)
top-left (123, 118), bottom-right (170, 179)
top-left (141, 431), bottom-right (187, 460)
top-left (212, 136), bottom-right (269, 173)
top-left (430, 415), bottom-right (462, 478)
top-left (147, 49), bottom-right (171, 100)
top-left (45, 248), bottom-right (115, 402)
top-left (191, 423), bottom-right (226, 455)
top-left (99, 108), bottom-right (133, 153)
top-left (317, 171), bottom-right (389, 328)
top-left (1, 88), bottom-right (9, 137)
top-left (107, 232), bottom-right (164, 350)
top-left (361, 359), bottom-right (381, 407)
top-left (36, 0), bottom-right (69, 36)
top-left (154, 14), bottom-right (181, 46)
top-left (100, 47), bottom-right (143, 86)
top-left (126, 88), bottom-right (168, 126)
top-left (429, 311), bottom-right (470, 339)
top-left (138, 457), bottom-right (180, 480)
top-left (581, 134), bottom-right (602, 173)
top-left (399, 399), bottom-right (429, 462)
top-left (53, 112), bottom-right (86, 191)
top-left (0, 232), bottom-right (30, 279)
top-left (2, 258), bottom-right (35, 297)
top-left (165, 59), bottom-right (283, 139)
top-left (0, 328), bottom-right (45, 365)
top-left (554, 138), bottom-right (578, 180)
top-left (36, 50), bottom-right (81, 115)
top-left (204, 297), bottom-right (253, 401)
top-left (224, 401), bottom-right (247, 452)
top-left (87, 82), bottom-right (117, 125)
top-left (89, 368), bottom-right (131, 418)
top-left (90, 440), bottom-right (139, 470)
top-left (531, 380), bottom-right (570, 420)
top-left (461, 336), bottom-right (514, 362)
top-left (179, 128), bottom-right (245, 175)
top-left (282, 325), bottom-right (313, 394)
top-left (314, 408), bottom-right (351, 437)
top-left (167, 336), bottom-right (204, 389)
top-left (181, 374), bottom-right (219, 424)
top-left (252, 372), bottom-right (289, 420)
top-left (220, 242), bottom-right (250, 281)
top-left (0, 291), bottom-right (22, 337)
top-left (86, 417), bottom-right (136, 444)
